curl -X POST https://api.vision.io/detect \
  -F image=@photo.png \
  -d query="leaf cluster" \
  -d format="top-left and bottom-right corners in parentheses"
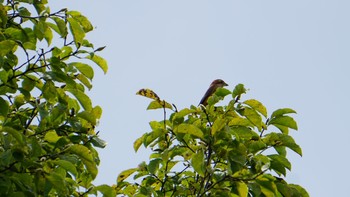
top-left (116, 84), bottom-right (309, 197)
top-left (0, 0), bottom-right (112, 196)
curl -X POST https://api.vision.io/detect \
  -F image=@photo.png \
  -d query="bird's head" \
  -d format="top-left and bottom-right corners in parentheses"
top-left (210, 79), bottom-right (228, 88)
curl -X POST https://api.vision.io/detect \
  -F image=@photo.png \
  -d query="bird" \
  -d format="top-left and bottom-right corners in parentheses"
top-left (199, 79), bottom-right (228, 106)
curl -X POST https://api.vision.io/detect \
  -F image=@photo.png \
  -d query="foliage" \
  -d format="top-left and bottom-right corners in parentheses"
top-left (117, 85), bottom-right (309, 196)
top-left (0, 0), bottom-right (114, 196)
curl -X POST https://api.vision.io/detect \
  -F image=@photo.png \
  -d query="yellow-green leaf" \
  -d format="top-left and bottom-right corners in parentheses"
top-left (87, 54), bottom-right (108, 74)
top-left (269, 116), bottom-right (298, 130)
top-left (191, 149), bottom-right (205, 177)
top-left (243, 107), bottom-right (262, 129)
top-left (244, 99), bottom-right (267, 118)
top-left (236, 181), bottom-right (248, 197)
top-left (68, 17), bottom-right (85, 46)
top-left (176, 123), bottom-right (203, 139)
top-left (0, 40), bottom-right (16, 56)
top-left (211, 116), bottom-right (225, 135)
top-left (117, 168), bottom-right (137, 182)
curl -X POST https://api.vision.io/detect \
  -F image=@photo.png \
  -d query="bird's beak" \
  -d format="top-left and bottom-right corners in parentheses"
top-left (223, 82), bottom-right (228, 86)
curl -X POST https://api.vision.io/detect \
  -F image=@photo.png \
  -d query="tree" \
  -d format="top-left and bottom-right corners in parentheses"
top-left (116, 85), bottom-right (309, 197)
top-left (0, 0), bottom-right (114, 196)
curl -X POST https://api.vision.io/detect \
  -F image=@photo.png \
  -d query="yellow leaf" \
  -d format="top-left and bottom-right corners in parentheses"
top-left (136, 88), bottom-right (160, 100)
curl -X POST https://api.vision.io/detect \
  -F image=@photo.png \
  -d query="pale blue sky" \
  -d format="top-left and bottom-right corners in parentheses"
top-left (53, 1), bottom-right (350, 196)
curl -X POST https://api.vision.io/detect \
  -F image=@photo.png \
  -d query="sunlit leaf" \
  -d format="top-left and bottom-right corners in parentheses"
top-left (133, 135), bottom-right (144, 152)
top-left (268, 154), bottom-right (291, 176)
top-left (95, 184), bottom-right (116, 197)
top-left (244, 99), bottom-right (267, 118)
top-left (67, 89), bottom-right (92, 111)
top-left (0, 40), bottom-right (16, 56)
top-left (68, 11), bottom-right (93, 32)
top-left (68, 17), bottom-right (85, 46)
top-left (191, 149), bottom-right (205, 177)
top-left (147, 100), bottom-right (173, 110)
top-left (117, 168), bottom-right (137, 182)
top-left (269, 116), bottom-right (298, 130)
top-left (271, 108), bottom-right (296, 118)
top-left (236, 181), bottom-right (248, 197)
top-left (176, 123), bottom-right (203, 139)
top-left (242, 107), bottom-right (262, 129)
top-left (44, 130), bottom-right (61, 143)
top-left (289, 184), bottom-right (310, 197)
top-left (87, 54), bottom-right (108, 74)
top-left (70, 62), bottom-right (94, 80)
top-left (54, 160), bottom-right (78, 177)
top-left (232, 83), bottom-right (247, 99)
top-left (211, 116), bottom-right (226, 135)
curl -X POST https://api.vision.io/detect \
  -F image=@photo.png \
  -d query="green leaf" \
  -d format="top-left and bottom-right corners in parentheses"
top-left (191, 149), bottom-right (205, 177)
top-left (0, 40), bottom-right (16, 56)
top-left (231, 126), bottom-right (259, 140)
top-left (236, 181), bottom-right (248, 197)
top-left (215, 87), bottom-right (231, 97)
top-left (269, 116), bottom-right (298, 130)
top-left (96, 184), bottom-right (116, 197)
top-left (256, 175), bottom-right (278, 197)
top-left (277, 134), bottom-right (302, 156)
top-left (91, 136), bottom-right (107, 148)
top-left (232, 83), bottom-right (246, 99)
top-left (242, 107), bottom-right (262, 129)
top-left (67, 89), bottom-right (92, 111)
top-left (248, 140), bottom-right (267, 153)
top-left (0, 69), bottom-right (8, 83)
top-left (46, 172), bottom-right (66, 194)
top-left (228, 116), bottom-right (253, 127)
top-left (67, 11), bottom-right (93, 32)
top-left (44, 130), bottom-right (61, 143)
top-left (44, 22), bottom-right (53, 45)
top-left (176, 123), bottom-right (203, 139)
top-left (76, 74), bottom-right (92, 90)
top-left (133, 136), bottom-right (144, 152)
top-left (2, 126), bottom-right (24, 145)
top-left (117, 168), bottom-right (137, 182)
top-left (244, 99), bottom-right (267, 118)
top-left (54, 160), bottom-right (78, 177)
top-left (42, 81), bottom-right (57, 103)
top-left (70, 62), bottom-right (94, 80)
top-left (173, 108), bottom-right (195, 119)
top-left (271, 108), bottom-right (296, 118)
top-left (77, 111), bottom-right (97, 125)
top-left (148, 158), bottom-right (162, 174)
top-left (211, 116), bottom-right (225, 135)
top-left (22, 77), bottom-right (36, 91)
top-left (68, 17), bottom-right (85, 46)
top-left (52, 17), bottom-right (68, 37)
top-left (147, 100), bottom-right (173, 110)
top-left (268, 154), bottom-right (291, 176)
top-left (92, 105), bottom-right (103, 119)
top-left (289, 184), bottom-right (310, 197)
top-left (69, 144), bottom-right (97, 179)
top-left (87, 54), bottom-right (108, 74)
top-left (0, 97), bottom-right (9, 117)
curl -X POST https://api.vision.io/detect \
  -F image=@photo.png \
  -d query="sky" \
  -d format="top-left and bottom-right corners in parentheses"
top-left (52, 1), bottom-right (350, 196)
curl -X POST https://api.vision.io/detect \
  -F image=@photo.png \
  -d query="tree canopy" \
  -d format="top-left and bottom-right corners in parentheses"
top-left (116, 86), bottom-right (309, 197)
top-left (1, 0), bottom-right (308, 196)
top-left (0, 0), bottom-right (113, 196)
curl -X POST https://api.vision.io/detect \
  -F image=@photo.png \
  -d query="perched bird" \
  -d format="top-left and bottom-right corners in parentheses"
top-left (199, 79), bottom-right (228, 106)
